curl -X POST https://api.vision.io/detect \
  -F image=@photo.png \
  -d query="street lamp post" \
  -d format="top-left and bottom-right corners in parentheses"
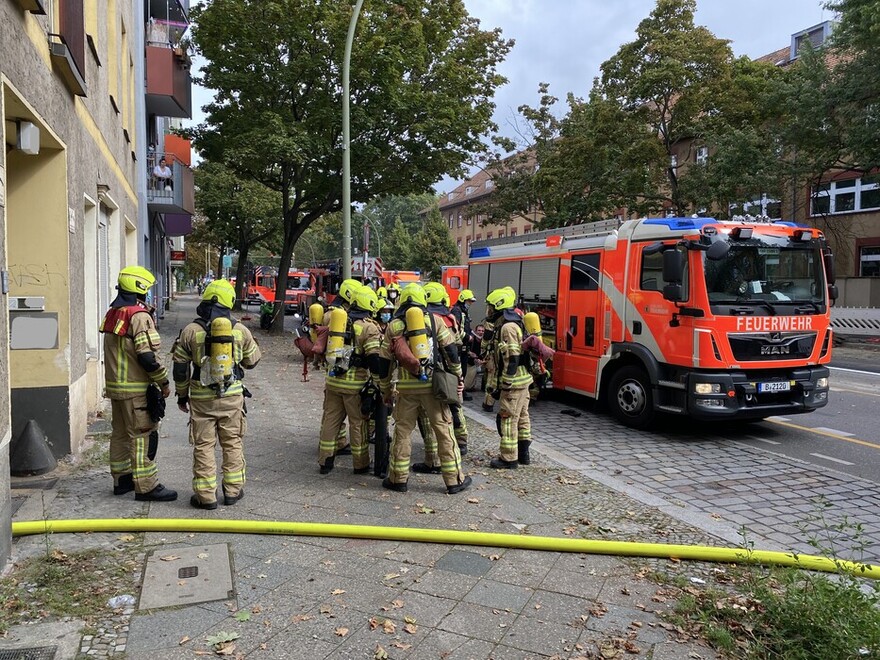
top-left (342, 0), bottom-right (365, 280)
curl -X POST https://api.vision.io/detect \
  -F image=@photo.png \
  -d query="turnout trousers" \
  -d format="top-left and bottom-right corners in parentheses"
top-left (498, 387), bottom-right (531, 463)
top-left (389, 392), bottom-right (465, 489)
top-left (109, 395), bottom-right (159, 494)
top-left (318, 388), bottom-right (370, 470)
top-left (189, 395), bottom-right (246, 505)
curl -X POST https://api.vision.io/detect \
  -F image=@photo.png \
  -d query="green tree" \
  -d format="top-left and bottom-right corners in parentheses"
top-left (383, 216), bottom-right (415, 270)
top-left (189, 0), bottom-right (512, 331)
top-left (363, 193), bottom-right (437, 239)
top-left (194, 161), bottom-right (282, 309)
top-left (410, 207), bottom-right (458, 280)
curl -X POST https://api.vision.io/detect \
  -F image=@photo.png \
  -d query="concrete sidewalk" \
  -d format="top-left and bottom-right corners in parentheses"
top-left (6, 294), bottom-right (726, 659)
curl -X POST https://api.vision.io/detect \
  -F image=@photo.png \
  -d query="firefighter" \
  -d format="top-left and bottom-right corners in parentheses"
top-left (325, 278), bottom-right (363, 455)
top-left (486, 287), bottom-right (533, 469)
top-left (378, 283), bottom-right (472, 494)
top-left (100, 266), bottom-right (176, 501)
top-left (450, 289), bottom-right (477, 401)
top-left (173, 279), bottom-right (262, 509)
top-left (424, 283), bottom-right (469, 457)
top-left (317, 286), bottom-right (383, 474)
top-left (385, 281), bottom-right (401, 308)
top-left (480, 317), bottom-right (497, 412)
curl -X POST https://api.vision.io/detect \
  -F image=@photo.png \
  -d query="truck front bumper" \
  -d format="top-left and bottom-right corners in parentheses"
top-left (684, 366), bottom-right (830, 421)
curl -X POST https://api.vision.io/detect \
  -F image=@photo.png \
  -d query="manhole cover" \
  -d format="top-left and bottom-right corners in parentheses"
top-left (0, 647), bottom-right (58, 660)
top-left (139, 544), bottom-right (233, 610)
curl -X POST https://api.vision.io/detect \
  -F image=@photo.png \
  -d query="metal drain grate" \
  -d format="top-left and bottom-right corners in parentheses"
top-left (0, 647), bottom-right (58, 660)
top-left (178, 566), bottom-right (199, 579)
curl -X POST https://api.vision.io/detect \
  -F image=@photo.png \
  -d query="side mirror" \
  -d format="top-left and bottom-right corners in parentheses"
top-left (663, 283), bottom-right (685, 302)
top-left (662, 249), bottom-right (685, 283)
top-left (828, 284), bottom-right (839, 302)
top-left (823, 249), bottom-right (836, 285)
top-left (706, 240), bottom-right (730, 260)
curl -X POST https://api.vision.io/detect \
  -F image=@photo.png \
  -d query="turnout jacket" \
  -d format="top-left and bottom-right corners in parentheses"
top-left (172, 319), bottom-right (261, 400)
top-left (326, 317), bottom-right (382, 393)
top-left (379, 309), bottom-right (461, 396)
top-left (495, 320), bottom-right (533, 391)
top-left (101, 304), bottom-right (168, 399)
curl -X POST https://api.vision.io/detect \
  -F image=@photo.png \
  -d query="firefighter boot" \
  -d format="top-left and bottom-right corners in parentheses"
top-left (113, 473), bottom-right (134, 496)
top-left (411, 463), bottom-right (441, 474)
top-left (190, 494), bottom-right (218, 510)
top-left (319, 456), bottom-right (335, 475)
top-left (489, 457), bottom-right (518, 470)
top-left (446, 475), bottom-right (473, 495)
top-left (382, 477), bottom-right (408, 493)
top-left (135, 484), bottom-right (178, 501)
top-left (223, 487), bottom-right (244, 506)
top-left (518, 441), bottom-right (531, 465)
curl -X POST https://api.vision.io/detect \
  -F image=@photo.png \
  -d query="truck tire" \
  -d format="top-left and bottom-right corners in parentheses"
top-left (608, 365), bottom-right (655, 429)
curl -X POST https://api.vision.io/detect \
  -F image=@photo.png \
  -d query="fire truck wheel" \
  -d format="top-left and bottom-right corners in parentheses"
top-left (608, 365), bottom-right (655, 429)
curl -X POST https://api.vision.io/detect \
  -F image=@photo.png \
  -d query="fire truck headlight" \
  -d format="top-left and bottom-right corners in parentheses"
top-left (694, 382), bottom-right (722, 395)
top-left (816, 377), bottom-right (828, 389)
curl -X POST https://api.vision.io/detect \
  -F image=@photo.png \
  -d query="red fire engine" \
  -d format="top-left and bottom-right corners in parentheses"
top-left (466, 217), bottom-right (836, 428)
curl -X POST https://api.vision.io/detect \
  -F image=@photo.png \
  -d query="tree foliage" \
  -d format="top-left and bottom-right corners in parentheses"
top-left (193, 161), bottom-right (281, 307)
top-left (188, 0), bottom-right (512, 330)
top-left (409, 207), bottom-right (459, 279)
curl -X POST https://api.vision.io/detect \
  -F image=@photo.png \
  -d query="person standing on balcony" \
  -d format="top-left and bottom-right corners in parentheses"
top-left (153, 157), bottom-right (173, 191)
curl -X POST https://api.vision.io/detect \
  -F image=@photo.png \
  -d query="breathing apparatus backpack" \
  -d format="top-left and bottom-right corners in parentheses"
top-left (520, 311), bottom-right (555, 384)
top-left (199, 316), bottom-right (236, 393)
top-left (326, 307), bottom-right (352, 376)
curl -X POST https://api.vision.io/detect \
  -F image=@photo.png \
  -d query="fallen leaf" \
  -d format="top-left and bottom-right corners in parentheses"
top-left (382, 619), bottom-right (396, 634)
top-left (391, 641), bottom-right (412, 650)
top-left (256, 573), bottom-right (268, 579)
top-left (374, 644), bottom-right (389, 660)
top-left (319, 605), bottom-right (333, 615)
top-left (489, 554), bottom-right (501, 561)
top-left (669, 557), bottom-right (681, 563)
top-left (50, 549), bottom-right (68, 561)
top-left (234, 611), bottom-right (251, 622)
top-left (197, 553), bottom-right (209, 559)
top-left (160, 555), bottom-right (181, 562)
top-left (391, 599), bottom-right (404, 609)
top-left (215, 641), bottom-right (236, 656)
top-left (205, 632), bottom-right (240, 647)
top-left (252, 605), bottom-right (263, 614)
top-left (404, 615), bottom-right (417, 624)
top-left (259, 643), bottom-right (268, 650)
top-left (563, 527), bottom-right (577, 535)
top-left (558, 476), bottom-right (580, 486)
top-left (383, 573), bottom-right (401, 580)
top-left (467, 498), bottom-right (480, 504)
top-left (178, 636), bottom-right (190, 645)
top-left (335, 627), bottom-right (349, 637)
top-left (331, 589), bottom-right (346, 595)
top-left (404, 623), bottom-right (418, 634)
top-left (291, 614), bottom-right (313, 623)
top-left (417, 506), bottom-right (434, 514)
top-left (178, 580), bottom-right (187, 586)
top-left (118, 534), bottom-right (136, 542)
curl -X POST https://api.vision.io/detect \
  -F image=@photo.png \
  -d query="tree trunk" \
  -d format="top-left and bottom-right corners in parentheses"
top-left (233, 242), bottom-right (250, 312)
top-left (216, 247), bottom-right (225, 281)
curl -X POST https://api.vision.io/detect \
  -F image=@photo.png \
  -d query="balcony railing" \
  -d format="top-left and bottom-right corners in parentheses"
top-left (147, 152), bottom-right (194, 215)
top-left (145, 38), bottom-right (192, 118)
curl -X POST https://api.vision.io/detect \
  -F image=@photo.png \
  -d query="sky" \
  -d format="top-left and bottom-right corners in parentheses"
top-left (186, 0), bottom-right (831, 194)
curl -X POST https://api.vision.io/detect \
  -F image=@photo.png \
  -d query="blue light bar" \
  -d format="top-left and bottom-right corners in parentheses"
top-left (469, 247), bottom-right (491, 259)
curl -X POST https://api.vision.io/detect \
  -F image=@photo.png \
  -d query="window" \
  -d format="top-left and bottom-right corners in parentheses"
top-left (485, 180), bottom-right (493, 190)
top-left (457, 238), bottom-right (462, 253)
top-left (640, 251), bottom-right (664, 291)
top-left (448, 214), bottom-right (454, 229)
top-left (457, 214), bottom-right (462, 228)
top-left (571, 253), bottom-right (600, 291)
top-left (486, 232), bottom-right (493, 239)
top-left (465, 237), bottom-right (471, 252)
top-left (791, 22), bottom-right (831, 59)
top-left (812, 175), bottom-right (880, 215)
top-left (475, 234), bottom-right (482, 242)
top-left (498, 230), bottom-right (505, 238)
top-left (510, 228), bottom-right (517, 237)
top-left (696, 146), bottom-right (708, 165)
top-left (861, 246), bottom-right (880, 277)
top-left (447, 192), bottom-right (454, 201)
top-left (466, 186), bottom-right (474, 195)
top-left (524, 225), bottom-right (531, 234)
top-left (466, 215), bottom-right (472, 226)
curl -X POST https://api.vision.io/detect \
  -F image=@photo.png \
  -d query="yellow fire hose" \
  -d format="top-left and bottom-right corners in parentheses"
top-left (12, 518), bottom-right (880, 580)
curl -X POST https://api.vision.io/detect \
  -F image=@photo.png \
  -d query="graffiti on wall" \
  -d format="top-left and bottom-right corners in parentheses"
top-left (8, 264), bottom-right (68, 289)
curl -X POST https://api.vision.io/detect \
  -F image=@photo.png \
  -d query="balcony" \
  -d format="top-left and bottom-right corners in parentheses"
top-left (48, 33), bottom-right (86, 97)
top-left (145, 44), bottom-right (191, 118)
top-left (147, 152), bottom-right (194, 215)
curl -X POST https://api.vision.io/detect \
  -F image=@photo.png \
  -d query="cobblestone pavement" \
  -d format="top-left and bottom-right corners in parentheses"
top-left (462, 357), bottom-right (880, 563)
top-left (5, 295), bottom-right (736, 660)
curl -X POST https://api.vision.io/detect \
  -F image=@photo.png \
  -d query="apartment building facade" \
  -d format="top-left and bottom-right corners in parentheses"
top-left (0, 0), bottom-right (193, 564)
top-left (439, 167), bottom-right (544, 264)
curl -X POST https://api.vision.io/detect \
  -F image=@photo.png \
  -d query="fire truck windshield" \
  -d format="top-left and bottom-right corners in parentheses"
top-left (287, 276), bottom-right (310, 290)
top-left (704, 237), bottom-right (825, 306)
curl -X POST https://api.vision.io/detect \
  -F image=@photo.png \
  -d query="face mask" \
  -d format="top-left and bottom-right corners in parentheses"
top-left (379, 312), bottom-right (391, 323)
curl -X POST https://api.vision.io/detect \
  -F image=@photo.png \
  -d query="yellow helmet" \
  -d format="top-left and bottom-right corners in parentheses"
top-left (353, 286), bottom-right (380, 314)
top-left (386, 282), bottom-right (401, 291)
top-left (202, 278), bottom-right (236, 309)
top-left (486, 287), bottom-right (516, 310)
top-left (118, 266), bottom-right (156, 295)
top-left (423, 282), bottom-right (447, 305)
top-left (458, 289), bottom-right (476, 303)
top-left (338, 278), bottom-right (363, 305)
top-left (377, 286), bottom-right (388, 299)
top-left (380, 297), bottom-right (394, 310)
top-left (399, 282), bottom-right (426, 307)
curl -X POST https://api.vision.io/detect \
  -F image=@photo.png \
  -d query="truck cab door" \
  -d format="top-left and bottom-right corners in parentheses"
top-left (556, 252), bottom-right (603, 395)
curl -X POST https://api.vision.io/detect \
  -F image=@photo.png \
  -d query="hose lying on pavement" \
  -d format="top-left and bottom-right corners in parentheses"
top-left (12, 518), bottom-right (879, 580)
